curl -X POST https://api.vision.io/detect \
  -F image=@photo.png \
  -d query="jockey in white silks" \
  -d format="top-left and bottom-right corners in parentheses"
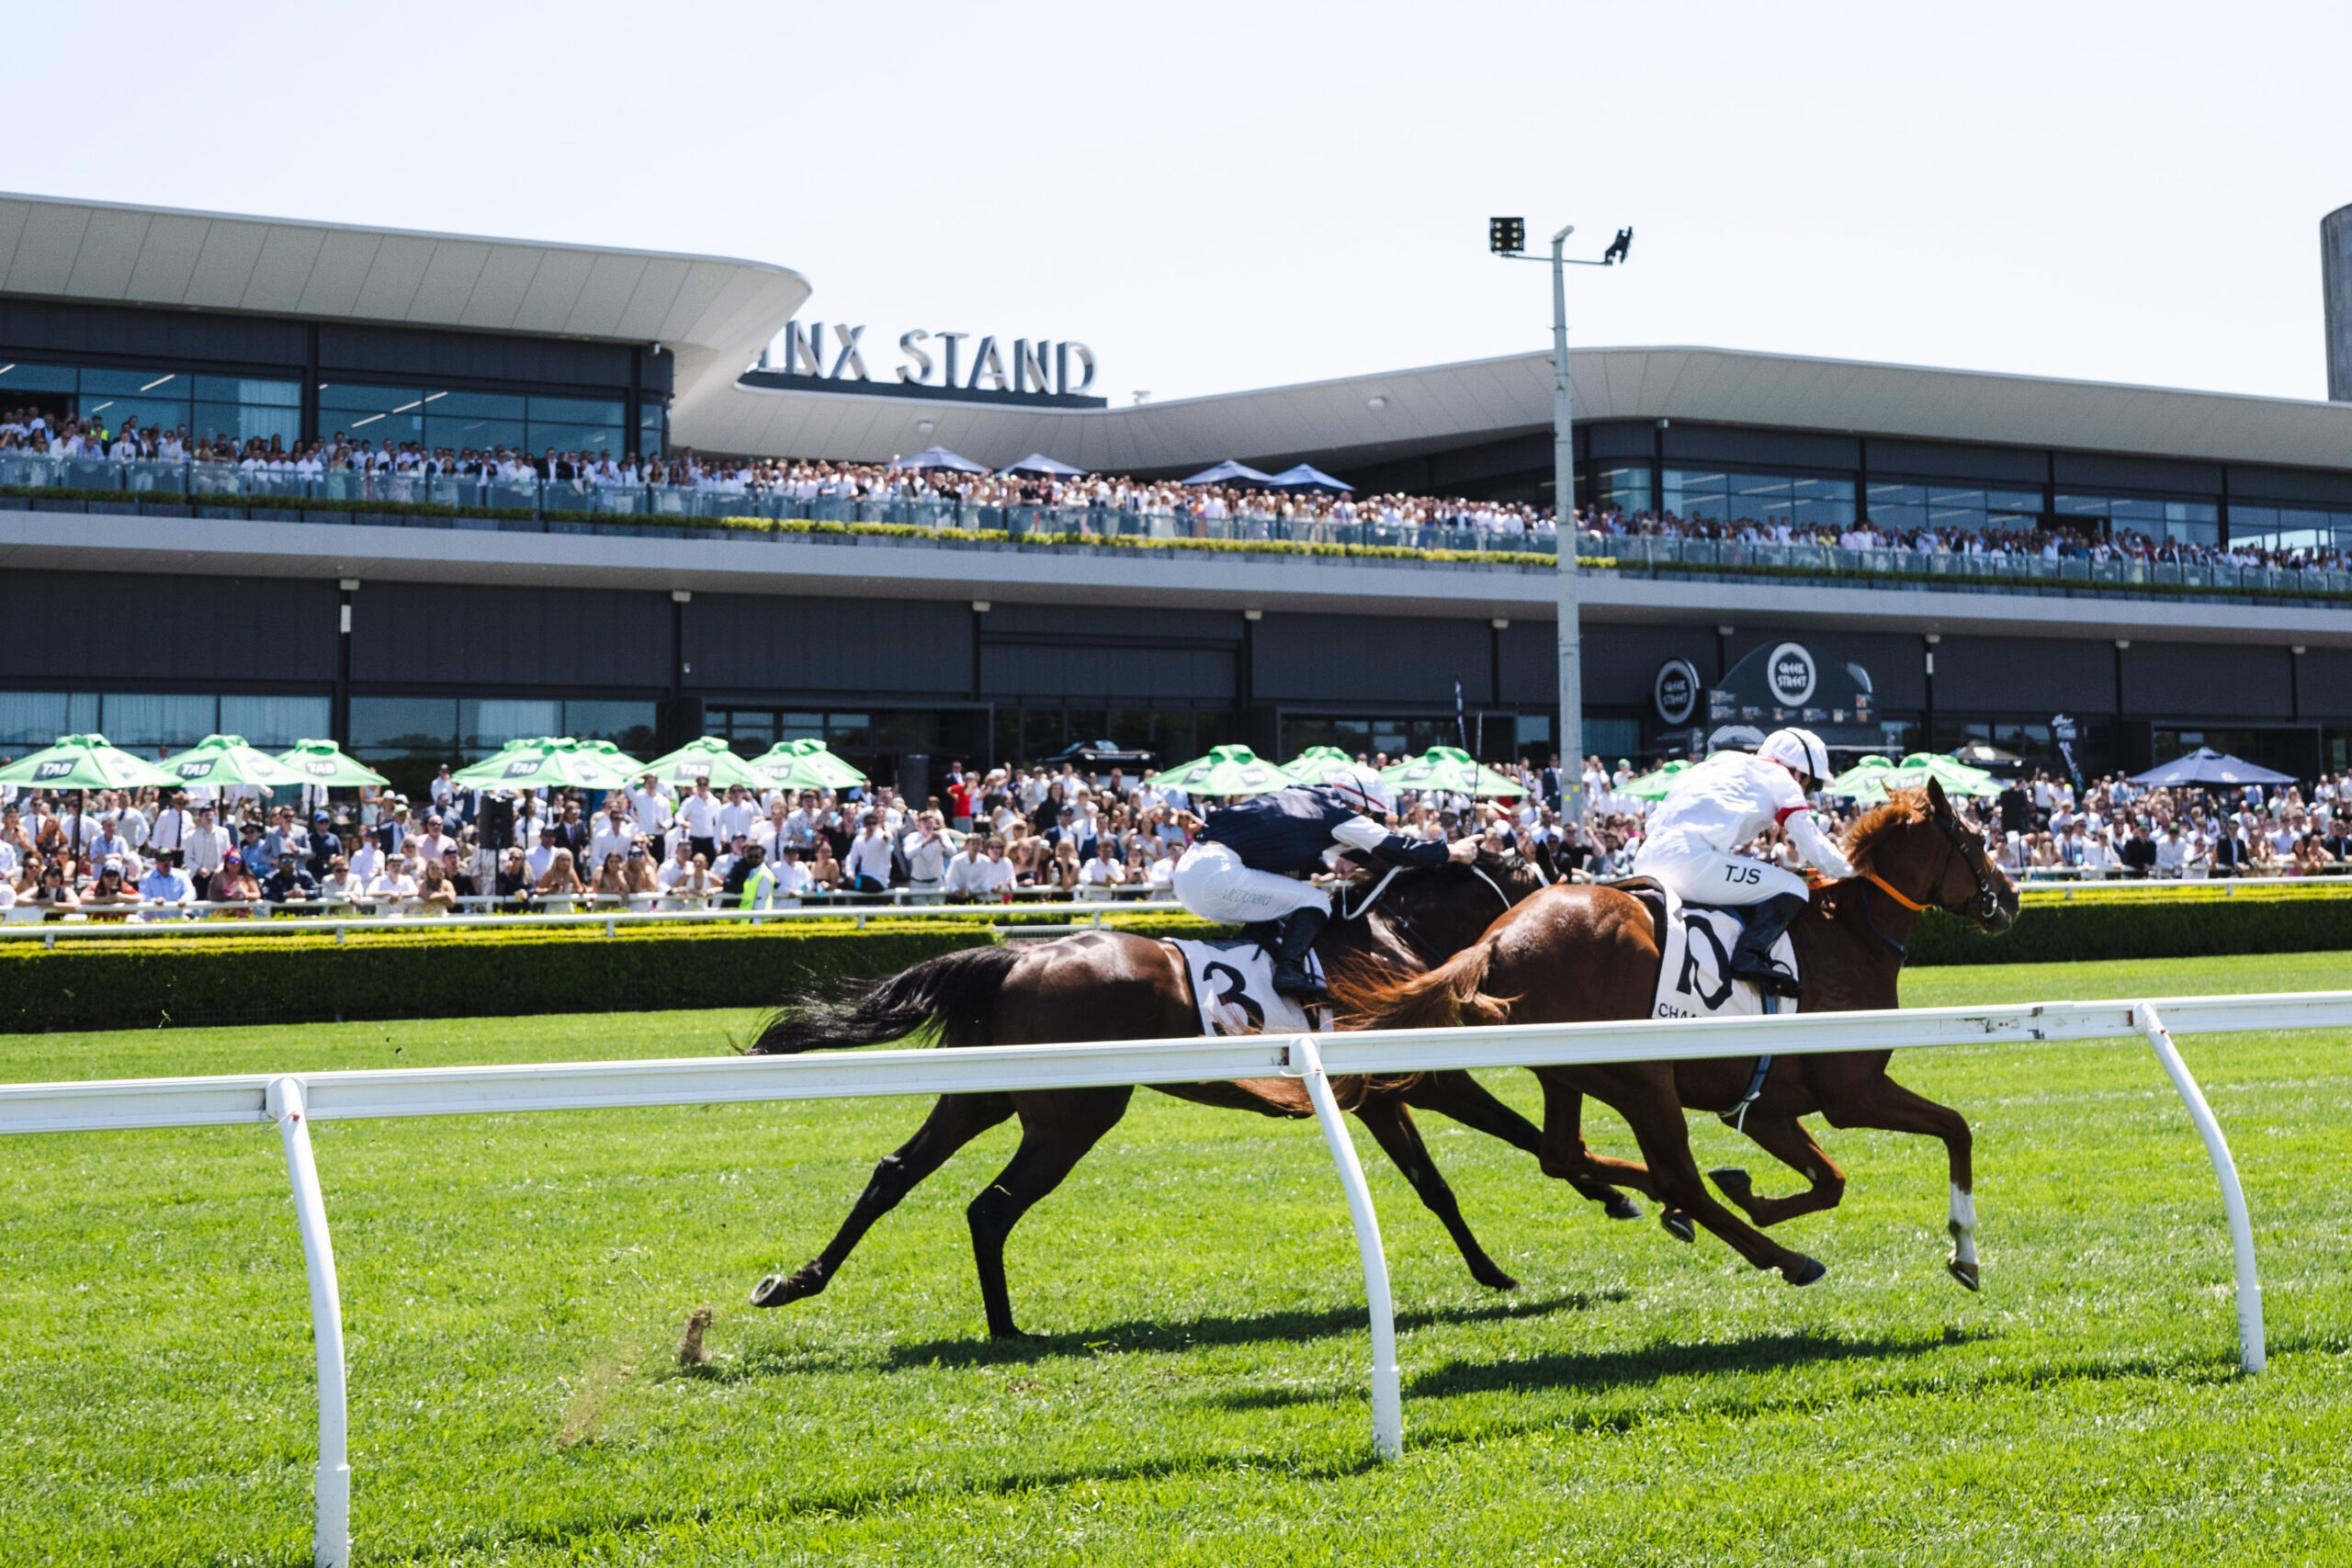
top-left (1631, 728), bottom-right (1855, 998)
top-left (1170, 766), bottom-right (1476, 998)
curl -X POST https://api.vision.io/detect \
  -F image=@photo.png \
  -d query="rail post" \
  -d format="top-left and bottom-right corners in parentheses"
top-left (1286, 1034), bottom-right (1402, 1459)
top-left (2133, 1001), bottom-right (2265, 1373)
top-left (266, 1077), bottom-right (352, 1566)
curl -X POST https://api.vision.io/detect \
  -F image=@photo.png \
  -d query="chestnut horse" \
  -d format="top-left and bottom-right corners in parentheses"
top-left (746, 847), bottom-right (1637, 1338)
top-left (1335, 780), bottom-right (2018, 1291)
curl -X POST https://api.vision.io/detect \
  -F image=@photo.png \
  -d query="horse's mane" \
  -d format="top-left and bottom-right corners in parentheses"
top-left (1842, 790), bottom-right (1930, 870)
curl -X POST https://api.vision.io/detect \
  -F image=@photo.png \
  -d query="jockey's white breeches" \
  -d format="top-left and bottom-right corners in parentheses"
top-left (1171, 841), bottom-right (1330, 925)
top-left (1632, 839), bottom-right (1809, 908)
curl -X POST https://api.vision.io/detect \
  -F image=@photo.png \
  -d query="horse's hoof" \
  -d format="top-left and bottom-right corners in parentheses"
top-left (1948, 1258), bottom-right (1982, 1292)
top-left (1709, 1168), bottom-right (1752, 1197)
top-left (1660, 1210), bottom-right (1696, 1244)
top-left (1782, 1256), bottom-right (1827, 1287)
top-left (1475, 1268), bottom-right (1522, 1292)
top-left (749, 1267), bottom-right (824, 1308)
top-left (988, 1325), bottom-right (1036, 1341)
top-left (1602, 1192), bottom-right (1642, 1222)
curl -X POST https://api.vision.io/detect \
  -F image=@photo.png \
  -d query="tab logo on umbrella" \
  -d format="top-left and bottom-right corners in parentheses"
top-left (33, 761), bottom-right (72, 781)
top-left (177, 761), bottom-right (215, 779)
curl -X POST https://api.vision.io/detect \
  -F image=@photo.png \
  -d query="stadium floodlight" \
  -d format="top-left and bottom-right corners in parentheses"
top-left (1488, 217), bottom-right (1635, 818)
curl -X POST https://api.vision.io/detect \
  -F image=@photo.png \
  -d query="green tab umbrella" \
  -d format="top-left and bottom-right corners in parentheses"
top-left (753, 739), bottom-right (868, 790)
top-left (634, 737), bottom-right (775, 792)
top-left (0, 733), bottom-right (179, 791)
top-left (156, 734), bottom-right (307, 790)
top-left (275, 739), bottom-right (391, 788)
top-left (1618, 758), bottom-right (1691, 801)
top-left (452, 737), bottom-right (634, 792)
top-left (1885, 752), bottom-right (2000, 797)
top-left (1280, 744), bottom-right (1357, 784)
top-left (1823, 754), bottom-right (1899, 798)
top-left (579, 738), bottom-right (648, 776)
top-left (1381, 745), bottom-right (1527, 798)
top-left (1156, 743), bottom-right (1287, 797)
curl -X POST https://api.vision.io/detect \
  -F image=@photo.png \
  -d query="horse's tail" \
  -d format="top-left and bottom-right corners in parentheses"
top-left (1329, 938), bottom-right (1516, 1033)
top-left (750, 943), bottom-right (1021, 1055)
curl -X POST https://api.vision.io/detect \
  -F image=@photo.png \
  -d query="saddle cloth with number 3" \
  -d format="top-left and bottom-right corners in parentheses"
top-left (1171, 938), bottom-right (1333, 1037)
top-left (1649, 884), bottom-right (1796, 1021)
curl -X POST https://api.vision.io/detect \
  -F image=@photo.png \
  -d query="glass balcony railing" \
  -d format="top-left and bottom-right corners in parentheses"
top-left (6, 453), bottom-right (2351, 604)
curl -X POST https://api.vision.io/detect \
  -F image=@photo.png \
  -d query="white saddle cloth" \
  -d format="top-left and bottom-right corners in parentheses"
top-left (1170, 937), bottom-right (1331, 1037)
top-left (1651, 884), bottom-right (1797, 1021)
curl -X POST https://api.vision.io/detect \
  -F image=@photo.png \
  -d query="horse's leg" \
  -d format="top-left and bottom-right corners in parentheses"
top-left (1406, 1070), bottom-right (1640, 1220)
top-left (1582, 1066), bottom-right (1826, 1285)
top-left (1707, 1110), bottom-right (1847, 1229)
top-left (1815, 1072), bottom-right (1980, 1291)
top-left (1536, 1074), bottom-right (1664, 1199)
top-left (751, 1091), bottom-right (1013, 1309)
top-left (1353, 1099), bottom-right (1519, 1290)
top-left (967, 1087), bottom-right (1135, 1338)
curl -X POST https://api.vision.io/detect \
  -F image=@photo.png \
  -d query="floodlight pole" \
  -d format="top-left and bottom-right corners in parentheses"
top-left (1495, 221), bottom-right (1627, 823)
top-left (1548, 226), bottom-right (1582, 820)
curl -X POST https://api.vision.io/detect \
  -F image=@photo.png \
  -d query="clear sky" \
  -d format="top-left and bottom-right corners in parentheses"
top-left (12, 0), bottom-right (2350, 403)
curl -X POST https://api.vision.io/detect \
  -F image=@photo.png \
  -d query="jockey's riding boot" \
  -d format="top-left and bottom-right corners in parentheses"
top-left (1270, 907), bottom-right (1331, 999)
top-left (1728, 893), bottom-right (1807, 999)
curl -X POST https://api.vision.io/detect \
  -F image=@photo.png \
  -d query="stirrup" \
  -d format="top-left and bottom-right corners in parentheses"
top-left (1734, 961), bottom-right (1801, 1000)
top-left (1272, 966), bottom-right (1328, 999)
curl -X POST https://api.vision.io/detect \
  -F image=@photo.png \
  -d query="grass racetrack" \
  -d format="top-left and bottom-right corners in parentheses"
top-left (5, 952), bottom-right (2351, 1565)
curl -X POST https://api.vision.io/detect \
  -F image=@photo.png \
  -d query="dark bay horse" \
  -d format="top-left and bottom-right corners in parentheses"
top-left (1335, 780), bottom-right (2018, 1291)
top-left (746, 848), bottom-right (1637, 1338)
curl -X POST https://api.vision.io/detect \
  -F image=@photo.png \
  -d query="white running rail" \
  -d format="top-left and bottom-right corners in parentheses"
top-left (1, 989), bottom-right (2335, 1566)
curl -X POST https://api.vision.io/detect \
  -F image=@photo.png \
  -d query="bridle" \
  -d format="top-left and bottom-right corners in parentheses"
top-left (1857, 808), bottom-right (2004, 928)
top-left (1345, 850), bottom-right (1523, 955)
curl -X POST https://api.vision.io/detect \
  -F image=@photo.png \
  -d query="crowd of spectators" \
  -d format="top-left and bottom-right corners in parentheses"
top-left (7, 741), bottom-right (2341, 927)
top-left (8, 400), bottom-right (2348, 577)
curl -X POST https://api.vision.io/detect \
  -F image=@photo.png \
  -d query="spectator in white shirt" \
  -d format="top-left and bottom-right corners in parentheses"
top-left (678, 781), bottom-right (719, 861)
top-left (945, 836), bottom-right (1012, 901)
top-left (901, 813), bottom-right (950, 902)
top-left (843, 811), bottom-right (896, 895)
top-left (525, 827), bottom-right (559, 886)
top-left (628, 775), bottom-right (674, 834)
top-left (1079, 840), bottom-right (1125, 889)
top-left (717, 784), bottom-right (759, 845)
top-left (772, 844), bottom-right (815, 904)
top-left (590, 804), bottom-right (637, 869)
top-left (368, 853), bottom-right (419, 907)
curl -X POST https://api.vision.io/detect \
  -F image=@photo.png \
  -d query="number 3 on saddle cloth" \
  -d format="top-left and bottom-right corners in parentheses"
top-left (1171, 938), bottom-right (1334, 1037)
top-left (1647, 884), bottom-right (1795, 1130)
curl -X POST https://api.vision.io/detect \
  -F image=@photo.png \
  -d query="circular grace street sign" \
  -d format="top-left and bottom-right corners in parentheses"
top-left (1654, 659), bottom-right (1700, 726)
top-left (1766, 642), bottom-right (1817, 707)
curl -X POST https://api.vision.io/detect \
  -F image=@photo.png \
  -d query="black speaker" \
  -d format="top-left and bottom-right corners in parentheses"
top-left (478, 795), bottom-right (515, 852)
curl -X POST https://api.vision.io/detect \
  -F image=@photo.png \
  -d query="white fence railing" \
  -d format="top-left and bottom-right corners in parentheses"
top-left (2, 991), bottom-right (2336, 1567)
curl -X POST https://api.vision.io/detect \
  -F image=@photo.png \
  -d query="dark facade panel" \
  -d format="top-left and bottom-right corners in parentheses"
top-left (0, 298), bottom-right (310, 371)
top-left (353, 582), bottom-right (667, 689)
top-left (1662, 424), bottom-right (1860, 472)
top-left (1255, 614), bottom-right (1490, 706)
top-left (2296, 649), bottom-right (2352, 718)
top-left (0, 570), bottom-right (333, 682)
top-left (1931, 636), bottom-right (2118, 714)
top-left (1561, 622), bottom-right (1704, 708)
top-left (2121, 643), bottom-right (2293, 720)
top-left (2051, 452), bottom-right (2223, 496)
top-left (1863, 438), bottom-right (2046, 486)
top-left (981, 603), bottom-right (1240, 643)
top-left (979, 642), bottom-right (1233, 702)
top-left (318, 323), bottom-right (640, 393)
top-left (1585, 421), bottom-right (1655, 459)
top-left (2224, 465), bottom-right (2352, 508)
top-left (1426, 431), bottom-right (1551, 488)
top-left (684, 594), bottom-right (969, 696)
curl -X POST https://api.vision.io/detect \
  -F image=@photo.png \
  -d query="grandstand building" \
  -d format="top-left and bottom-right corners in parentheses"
top-left (6, 190), bottom-right (2352, 795)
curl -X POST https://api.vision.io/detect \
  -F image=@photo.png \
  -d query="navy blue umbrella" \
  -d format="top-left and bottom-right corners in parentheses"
top-left (890, 445), bottom-right (988, 473)
top-left (1180, 459), bottom-right (1276, 487)
top-left (998, 453), bottom-right (1090, 477)
top-left (2128, 747), bottom-right (2296, 788)
top-left (1267, 463), bottom-right (1353, 492)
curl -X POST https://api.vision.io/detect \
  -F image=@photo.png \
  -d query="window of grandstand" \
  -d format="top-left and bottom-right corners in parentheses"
top-left (2054, 493), bottom-right (2220, 547)
top-left (0, 362), bottom-right (302, 446)
top-left (1661, 468), bottom-right (1859, 530)
top-left (0, 691), bottom-right (328, 751)
top-left (315, 384), bottom-right (631, 457)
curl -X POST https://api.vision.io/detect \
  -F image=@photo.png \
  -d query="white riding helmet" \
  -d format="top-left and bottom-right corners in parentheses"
top-left (1321, 765), bottom-right (1395, 818)
top-left (1758, 728), bottom-right (1831, 787)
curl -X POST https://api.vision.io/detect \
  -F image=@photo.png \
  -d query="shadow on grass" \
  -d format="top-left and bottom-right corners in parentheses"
top-left (693, 1288), bottom-right (1625, 1383)
top-left (1206, 1325), bottom-right (1995, 1412)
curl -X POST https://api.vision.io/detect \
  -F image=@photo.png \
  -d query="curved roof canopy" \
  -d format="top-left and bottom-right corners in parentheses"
top-left (0, 190), bottom-right (810, 421)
